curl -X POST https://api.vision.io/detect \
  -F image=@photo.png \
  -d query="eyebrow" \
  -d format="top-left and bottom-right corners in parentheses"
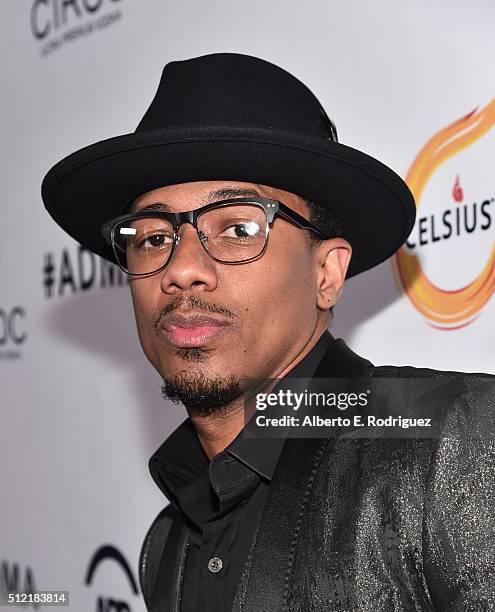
top-left (131, 201), bottom-right (173, 214)
top-left (130, 187), bottom-right (263, 214)
top-left (205, 187), bottom-right (262, 202)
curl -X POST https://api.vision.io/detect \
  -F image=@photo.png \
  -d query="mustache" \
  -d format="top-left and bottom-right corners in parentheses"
top-left (152, 295), bottom-right (237, 335)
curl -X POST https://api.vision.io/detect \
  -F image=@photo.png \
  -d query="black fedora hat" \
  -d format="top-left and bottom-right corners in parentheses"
top-left (42, 52), bottom-right (415, 278)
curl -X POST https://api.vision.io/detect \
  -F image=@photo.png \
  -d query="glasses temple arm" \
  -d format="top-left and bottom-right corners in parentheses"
top-left (276, 205), bottom-right (327, 239)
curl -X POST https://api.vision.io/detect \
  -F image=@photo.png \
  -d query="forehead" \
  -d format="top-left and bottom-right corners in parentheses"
top-left (131, 181), bottom-right (309, 216)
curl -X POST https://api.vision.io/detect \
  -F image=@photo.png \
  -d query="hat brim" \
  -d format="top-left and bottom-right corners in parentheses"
top-left (41, 127), bottom-right (415, 278)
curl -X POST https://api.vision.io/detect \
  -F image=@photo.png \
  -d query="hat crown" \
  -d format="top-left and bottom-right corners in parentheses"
top-left (136, 53), bottom-right (337, 141)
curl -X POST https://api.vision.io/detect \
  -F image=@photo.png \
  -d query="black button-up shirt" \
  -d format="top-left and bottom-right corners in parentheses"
top-left (149, 331), bottom-right (334, 611)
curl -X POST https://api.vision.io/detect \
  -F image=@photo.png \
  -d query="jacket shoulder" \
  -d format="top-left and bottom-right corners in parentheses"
top-left (368, 364), bottom-right (495, 425)
top-left (139, 504), bottom-right (179, 609)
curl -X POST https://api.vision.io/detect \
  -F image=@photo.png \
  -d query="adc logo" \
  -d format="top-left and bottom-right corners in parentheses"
top-left (395, 99), bottom-right (495, 330)
top-left (0, 560), bottom-right (38, 609)
top-left (0, 307), bottom-right (27, 361)
top-left (31, 0), bottom-right (123, 57)
top-left (85, 545), bottom-right (139, 612)
top-left (43, 245), bottom-right (129, 299)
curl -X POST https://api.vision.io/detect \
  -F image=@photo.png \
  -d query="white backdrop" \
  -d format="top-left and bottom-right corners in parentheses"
top-left (1, 1), bottom-right (494, 609)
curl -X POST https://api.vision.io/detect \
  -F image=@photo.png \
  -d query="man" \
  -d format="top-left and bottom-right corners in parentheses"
top-left (42, 53), bottom-right (495, 611)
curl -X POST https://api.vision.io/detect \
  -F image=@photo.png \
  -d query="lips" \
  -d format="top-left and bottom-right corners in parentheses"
top-left (159, 312), bottom-right (230, 348)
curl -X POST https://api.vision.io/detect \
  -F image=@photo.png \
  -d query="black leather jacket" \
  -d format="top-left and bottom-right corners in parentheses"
top-left (139, 341), bottom-right (495, 611)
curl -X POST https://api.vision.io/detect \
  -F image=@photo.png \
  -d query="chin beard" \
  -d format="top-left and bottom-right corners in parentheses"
top-left (162, 369), bottom-right (245, 417)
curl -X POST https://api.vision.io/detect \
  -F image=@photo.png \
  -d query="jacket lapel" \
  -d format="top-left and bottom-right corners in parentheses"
top-left (149, 518), bottom-right (189, 612)
top-left (237, 338), bottom-right (373, 611)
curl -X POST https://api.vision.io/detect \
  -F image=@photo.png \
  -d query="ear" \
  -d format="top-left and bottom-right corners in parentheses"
top-left (314, 238), bottom-right (352, 310)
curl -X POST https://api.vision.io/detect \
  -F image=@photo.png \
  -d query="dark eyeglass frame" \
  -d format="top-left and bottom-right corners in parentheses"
top-left (101, 197), bottom-right (327, 276)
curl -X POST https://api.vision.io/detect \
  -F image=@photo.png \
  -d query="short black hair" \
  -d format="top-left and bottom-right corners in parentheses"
top-left (304, 198), bottom-right (344, 243)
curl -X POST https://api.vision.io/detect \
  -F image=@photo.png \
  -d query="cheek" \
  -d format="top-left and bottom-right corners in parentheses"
top-left (129, 282), bottom-right (160, 358)
top-left (270, 262), bottom-right (315, 323)
top-left (228, 245), bottom-right (316, 335)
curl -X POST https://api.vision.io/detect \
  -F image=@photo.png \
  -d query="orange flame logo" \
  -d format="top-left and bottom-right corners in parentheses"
top-left (395, 99), bottom-right (495, 330)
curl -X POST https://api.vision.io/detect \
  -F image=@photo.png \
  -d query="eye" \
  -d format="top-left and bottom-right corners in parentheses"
top-left (221, 221), bottom-right (260, 239)
top-left (135, 232), bottom-right (173, 249)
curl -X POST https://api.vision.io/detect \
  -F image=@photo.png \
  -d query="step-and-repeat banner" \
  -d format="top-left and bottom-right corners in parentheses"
top-left (1, 1), bottom-right (493, 609)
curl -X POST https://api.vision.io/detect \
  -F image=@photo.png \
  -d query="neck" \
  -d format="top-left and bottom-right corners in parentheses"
top-left (190, 317), bottom-right (330, 460)
top-left (189, 400), bottom-right (246, 461)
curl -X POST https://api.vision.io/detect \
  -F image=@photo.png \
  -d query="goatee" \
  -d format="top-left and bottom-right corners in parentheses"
top-left (162, 370), bottom-right (244, 416)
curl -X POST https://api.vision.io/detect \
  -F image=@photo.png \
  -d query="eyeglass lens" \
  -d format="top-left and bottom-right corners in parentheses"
top-left (112, 203), bottom-right (268, 274)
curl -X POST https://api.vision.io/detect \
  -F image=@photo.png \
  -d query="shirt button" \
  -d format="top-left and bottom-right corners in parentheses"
top-left (208, 557), bottom-right (223, 573)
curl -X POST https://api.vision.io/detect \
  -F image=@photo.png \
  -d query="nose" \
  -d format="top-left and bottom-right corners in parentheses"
top-left (159, 222), bottom-right (218, 294)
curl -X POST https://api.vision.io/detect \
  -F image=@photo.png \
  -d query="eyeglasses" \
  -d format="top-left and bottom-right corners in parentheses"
top-left (101, 197), bottom-right (327, 276)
